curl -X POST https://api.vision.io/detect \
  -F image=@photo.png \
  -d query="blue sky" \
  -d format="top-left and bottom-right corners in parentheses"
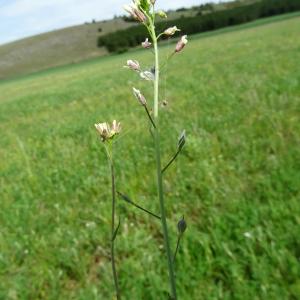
top-left (0, 0), bottom-right (228, 45)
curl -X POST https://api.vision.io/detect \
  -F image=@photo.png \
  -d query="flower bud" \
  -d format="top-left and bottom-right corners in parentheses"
top-left (164, 26), bottom-right (180, 36)
top-left (134, 8), bottom-right (147, 22)
top-left (140, 71), bottom-right (155, 81)
top-left (123, 3), bottom-right (147, 23)
top-left (142, 38), bottom-right (152, 49)
top-left (150, 0), bottom-right (156, 4)
top-left (133, 87), bottom-right (147, 106)
top-left (178, 130), bottom-right (186, 150)
top-left (157, 10), bottom-right (167, 18)
top-left (177, 216), bottom-right (187, 235)
top-left (123, 4), bottom-right (134, 16)
top-left (175, 35), bottom-right (188, 53)
top-left (126, 59), bottom-right (140, 71)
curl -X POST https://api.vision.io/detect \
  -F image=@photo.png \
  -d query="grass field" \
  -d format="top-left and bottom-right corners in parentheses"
top-left (0, 14), bottom-right (300, 300)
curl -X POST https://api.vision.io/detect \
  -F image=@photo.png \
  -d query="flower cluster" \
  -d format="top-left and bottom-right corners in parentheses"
top-left (125, 59), bottom-right (155, 81)
top-left (95, 120), bottom-right (121, 142)
top-left (123, 0), bottom-right (154, 23)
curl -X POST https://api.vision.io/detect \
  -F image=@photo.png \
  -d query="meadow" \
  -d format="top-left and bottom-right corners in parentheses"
top-left (0, 14), bottom-right (300, 299)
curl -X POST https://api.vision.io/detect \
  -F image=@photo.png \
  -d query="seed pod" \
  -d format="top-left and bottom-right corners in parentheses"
top-left (177, 216), bottom-right (187, 235)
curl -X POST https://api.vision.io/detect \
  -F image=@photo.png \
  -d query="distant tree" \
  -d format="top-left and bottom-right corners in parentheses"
top-left (176, 7), bottom-right (187, 12)
top-left (98, 0), bottom-right (300, 53)
top-left (122, 15), bottom-right (137, 22)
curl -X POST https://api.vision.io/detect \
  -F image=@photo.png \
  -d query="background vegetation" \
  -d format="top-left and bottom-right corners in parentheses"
top-left (2, 0), bottom-right (300, 80)
top-left (98, 0), bottom-right (300, 53)
top-left (0, 13), bottom-right (299, 300)
top-left (0, 0), bottom-right (197, 80)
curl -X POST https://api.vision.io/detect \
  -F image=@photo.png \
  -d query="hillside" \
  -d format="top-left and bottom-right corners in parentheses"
top-left (0, 15), bottom-right (299, 299)
top-left (0, 1), bottom-right (263, 80)
top-left (0, 18), bottom-right (131, 80)
top-left (0, 7), bottom-right (201, 80)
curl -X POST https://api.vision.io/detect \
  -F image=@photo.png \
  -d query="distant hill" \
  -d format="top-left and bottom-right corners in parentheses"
top-left (0, 1), bottom-right (258, 80)
top-left (0, 18), bottom-right (134, 80)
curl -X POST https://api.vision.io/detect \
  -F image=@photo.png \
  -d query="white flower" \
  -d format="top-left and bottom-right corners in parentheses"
top-left (164, 26), bottom-right (180, 36)
top-left (175, 35), bottom-right (188, 53)
top-left (95, 120), bottom-right (121, 142)
top-left (125, 59), bottom-right (140, 71)
top-left (142, 38), bottom-right (152, 49)
top-left (140, 71), bottom-right (155, 81)
top-left (133, 87), bottom-right (147, 105)
top-left (111, 120), bottom-right (121, 135)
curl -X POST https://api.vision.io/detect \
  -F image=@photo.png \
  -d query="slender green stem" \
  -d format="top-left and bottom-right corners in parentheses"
top-left (117, 191), bottom-right (161, 220)
top-left (105, 145), bottom-right (121, 300)
top-left (151, 23), bottom-right (178, 300)
top-left (161, 149), bottom-right (181, 174)
top-left (144, 106), bottom-right (156, 128)
top-left (110, 160), bottom-right (121, 300)
top-left (153, 35), bottom-right (159, 118)
top-left (173, 235), bottom-right (182, 262)
top-left (161, 52), bottom-right (175, 72)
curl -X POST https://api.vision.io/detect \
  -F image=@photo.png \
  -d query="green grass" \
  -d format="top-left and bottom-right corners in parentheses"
top-left (0, 15), bottom-right (300, 300)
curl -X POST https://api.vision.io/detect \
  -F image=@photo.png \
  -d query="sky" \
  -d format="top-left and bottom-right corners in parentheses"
top-left (0, 0), bottom-right (228, 45)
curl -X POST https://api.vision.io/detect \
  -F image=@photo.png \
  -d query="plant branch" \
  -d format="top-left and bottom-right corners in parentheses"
top-left (161, 149), bottom-right (181, 174)
top-left (117, 192), bottom-right (161, 220)
top-left (144, 105), bottom-right (156, 128)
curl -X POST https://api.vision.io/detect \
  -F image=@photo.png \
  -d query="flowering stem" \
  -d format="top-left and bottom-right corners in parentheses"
top-left (105, 145), bottom-right (121, 300)
top-left (151, 24), bottom-right (178, 300)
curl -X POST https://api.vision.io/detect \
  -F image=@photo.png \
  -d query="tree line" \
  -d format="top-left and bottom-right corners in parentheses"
top-left (98, 0), bottom-right (300, 53)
